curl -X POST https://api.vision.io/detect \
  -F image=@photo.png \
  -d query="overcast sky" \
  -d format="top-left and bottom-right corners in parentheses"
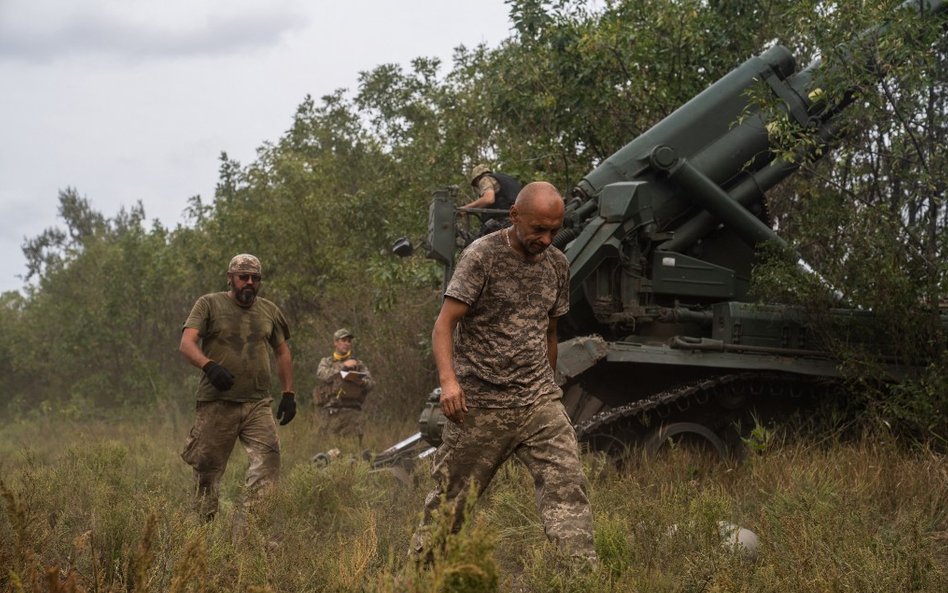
top-left (0, 0), bottom-right (514, 293)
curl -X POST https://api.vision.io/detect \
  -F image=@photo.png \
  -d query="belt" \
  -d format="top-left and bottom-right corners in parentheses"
top-left (324, 405), bottom-right (362, 414)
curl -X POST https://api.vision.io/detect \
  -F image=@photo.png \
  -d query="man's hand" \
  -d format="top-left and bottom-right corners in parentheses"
top-left (277, 392), bottom-right (296, 425)
top-left (342, 360), bottom-right (362, 383)
top-left (439, 381), bottom-right (468, 425)
top-left (202, 361), bottom-right (235, 392)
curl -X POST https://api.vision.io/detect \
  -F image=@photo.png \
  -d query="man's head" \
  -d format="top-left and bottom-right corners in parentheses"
top-left (227, 253), bottom-right (262, 307)
top-left (508, 182), bottom-right (565, 258)
top-left (333, 328), bottom-right (353, 355)
top-left (469, 164), bottom-right (492, 187)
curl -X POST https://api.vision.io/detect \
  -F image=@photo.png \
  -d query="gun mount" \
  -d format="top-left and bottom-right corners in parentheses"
top-left (384, 0), bottom-right (948, 465)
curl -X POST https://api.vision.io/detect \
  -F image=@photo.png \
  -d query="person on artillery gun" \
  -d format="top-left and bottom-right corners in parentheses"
top-left (312, 328), bottom-right (376, 449)
top-left (461, 163), bottom-right (523, 236)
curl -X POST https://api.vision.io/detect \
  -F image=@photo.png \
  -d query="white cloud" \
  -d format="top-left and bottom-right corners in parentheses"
top-left (0, 0), bottom-right (307, 62)
top-left (0, 0), bottom-right (513, 293)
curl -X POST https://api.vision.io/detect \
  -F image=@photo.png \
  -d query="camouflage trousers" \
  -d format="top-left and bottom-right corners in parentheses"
top-left (317, 406), bottom-right (365, 443)
top-left (318, 407), bottom-right (365, 448)
top-left (181, 398), bottom-right (281, 521)
top-left (411, 392), bottom-right (597, 562)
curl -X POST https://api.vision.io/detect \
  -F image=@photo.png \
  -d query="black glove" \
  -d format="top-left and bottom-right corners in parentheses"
top-left (277, 392), bottom-right (297, 425)
top-left (202, 361), bottom-right (235, 392)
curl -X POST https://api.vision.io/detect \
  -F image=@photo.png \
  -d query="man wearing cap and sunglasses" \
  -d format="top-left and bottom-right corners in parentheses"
top-left (179, 253), bottom-right (296, 521)
top-left (313, 328), bottom-right (375, 449)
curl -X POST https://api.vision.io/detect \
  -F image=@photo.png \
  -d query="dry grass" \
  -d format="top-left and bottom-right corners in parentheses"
top-left (1, 413), bottom-right (946, 593)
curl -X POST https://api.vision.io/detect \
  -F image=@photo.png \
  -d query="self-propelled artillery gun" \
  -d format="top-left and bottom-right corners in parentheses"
top-left (374, 0), bottom-right (948, 468)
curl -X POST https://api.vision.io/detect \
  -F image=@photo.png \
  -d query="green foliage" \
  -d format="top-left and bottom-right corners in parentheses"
top-left (411, 493), bottom-right (501, 593)
top-left (466, 0), bottom-right (802, 185)
top-left (748, 0), bottom-right (948, 404)
top-left (742, 415), bottom-right (777, 456)
top-left (883, 354), bottom-right (948, 444)
top-left (21, 187), bottom-right (106, 282)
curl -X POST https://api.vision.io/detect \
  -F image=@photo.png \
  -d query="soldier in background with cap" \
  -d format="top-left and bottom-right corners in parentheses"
top-left (461, 164), bottom-right (523, 236)
top-left (179, 253), bottom-right (297, 522)
top-left (313, 328), bottom-right (375, 449)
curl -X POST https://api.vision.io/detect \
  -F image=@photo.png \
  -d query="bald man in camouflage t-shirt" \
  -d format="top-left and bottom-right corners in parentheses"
top-left (411, 182), bottom-right (598, 567)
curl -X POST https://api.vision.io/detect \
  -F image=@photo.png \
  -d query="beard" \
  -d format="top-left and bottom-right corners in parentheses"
top-left (235, 285), bottom-right (258, 306)
top-left (525, 241), bottom-right (548, 255)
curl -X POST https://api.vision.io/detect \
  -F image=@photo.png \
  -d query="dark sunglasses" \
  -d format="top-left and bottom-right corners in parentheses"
top-left (236, 273), bottom-right (262, 282)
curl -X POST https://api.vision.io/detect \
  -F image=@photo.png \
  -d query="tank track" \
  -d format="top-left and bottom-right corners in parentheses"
top-left (573, 371), bottom-right (825, 441)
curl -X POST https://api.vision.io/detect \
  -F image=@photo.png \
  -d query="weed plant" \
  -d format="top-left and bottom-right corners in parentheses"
top-left (1, 413), bottom-right (946, 592)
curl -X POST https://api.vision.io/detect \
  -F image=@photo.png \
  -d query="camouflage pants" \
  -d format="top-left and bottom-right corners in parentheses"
top-left (411, 392), bottom-right (597, 562)
top-left (181, 398), bottom-right (280, 521)
top-left (318, 407), bottom-right (365, 442)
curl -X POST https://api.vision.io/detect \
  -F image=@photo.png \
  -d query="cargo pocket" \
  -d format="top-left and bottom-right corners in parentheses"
top-left (181, 401), bottom-right (211, 466)
top-left (181, 426), bottom-right (199, 467)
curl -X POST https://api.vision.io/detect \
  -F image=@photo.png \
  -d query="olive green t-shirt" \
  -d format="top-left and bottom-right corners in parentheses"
top-left (183, 292), bottom-right (290, 402)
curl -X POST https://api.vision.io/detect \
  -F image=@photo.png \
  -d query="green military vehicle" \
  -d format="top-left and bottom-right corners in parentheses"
top-left (372, 0), bottom-right (948, 468)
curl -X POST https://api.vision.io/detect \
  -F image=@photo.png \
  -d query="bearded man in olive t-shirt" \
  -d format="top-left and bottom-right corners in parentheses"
top-left (178, 253), bottom-right (296, 521)
top-left (410, 182), bottom-right (598, 567)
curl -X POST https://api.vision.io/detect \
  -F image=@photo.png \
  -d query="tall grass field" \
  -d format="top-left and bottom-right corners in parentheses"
top-left (1, 407), bottom-right (945, 592)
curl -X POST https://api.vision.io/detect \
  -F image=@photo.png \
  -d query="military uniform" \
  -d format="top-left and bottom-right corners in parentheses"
top-left (181, 292), bottom-right (290, 518)
top-left (471, 169), bottom-right (522, 235)
top-left (180, 255), bottom-right (294, 521)
top-left (475, 174), bottom-right (501, 200)
top-left (411, 230), bottom-right (597, 563)
top-left (313, 341), bottom-right (375, 443)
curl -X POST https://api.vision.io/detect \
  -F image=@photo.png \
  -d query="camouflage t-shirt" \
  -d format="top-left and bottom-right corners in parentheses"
top-left (183, 292), bottom-right (291, 402)
top-left (476, 174), bottom-right (501, 197)
top-left (445, 230), bottom-right (569, 408)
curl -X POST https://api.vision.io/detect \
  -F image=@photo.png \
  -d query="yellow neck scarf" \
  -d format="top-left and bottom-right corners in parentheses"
top-left (333, 350), bottom-right (351, 361)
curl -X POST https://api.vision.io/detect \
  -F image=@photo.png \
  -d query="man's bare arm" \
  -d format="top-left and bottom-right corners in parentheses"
top-left (274, 341), bottom-right (294, 394)
top-left (179, 327), bottom-right (210, 369)
top-left (432, 296), bottom-right (470, 424)
top-left (462, 188), bottom-right (496, 210)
